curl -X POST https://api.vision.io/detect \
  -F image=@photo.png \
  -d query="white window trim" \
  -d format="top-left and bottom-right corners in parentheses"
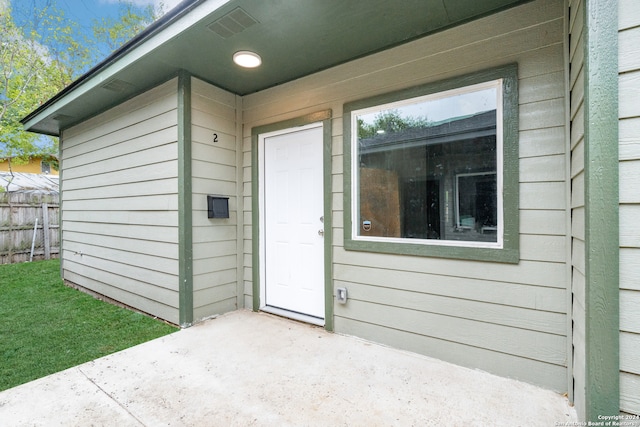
top-left (350, 79), bottom-right (504, 249)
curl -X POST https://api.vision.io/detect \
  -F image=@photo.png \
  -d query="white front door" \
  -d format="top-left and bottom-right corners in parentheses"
top-left (260, 124), bottom-right (325, 322)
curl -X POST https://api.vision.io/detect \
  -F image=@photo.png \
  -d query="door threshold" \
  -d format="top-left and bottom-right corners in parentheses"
top-left (261, 306), bottom-right (325, 327)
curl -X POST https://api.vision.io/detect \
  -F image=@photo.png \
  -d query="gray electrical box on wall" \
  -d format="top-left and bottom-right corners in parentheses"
top-left (207, 195), bottom-right (229, 218)
top-left (336, 287), bottom-right (348, 304)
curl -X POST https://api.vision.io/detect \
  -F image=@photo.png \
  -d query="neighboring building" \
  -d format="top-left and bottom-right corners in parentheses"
top-left (0, 156), bottom-right (59, 175)
top-left (20, 0), bottom-right (638, 420)
top-left (0, 172), bottom-right (59, 193)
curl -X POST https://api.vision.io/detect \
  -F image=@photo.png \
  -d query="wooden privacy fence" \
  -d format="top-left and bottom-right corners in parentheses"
top-left (0, 191), bottom-right (60, 264)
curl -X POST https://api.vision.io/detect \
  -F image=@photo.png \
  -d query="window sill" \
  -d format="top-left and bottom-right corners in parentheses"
top-left (344, 237), bottom-right (520, 264)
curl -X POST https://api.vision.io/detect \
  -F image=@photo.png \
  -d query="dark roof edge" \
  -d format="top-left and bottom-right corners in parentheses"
top-left (21, 0), bottom-right (203, 126)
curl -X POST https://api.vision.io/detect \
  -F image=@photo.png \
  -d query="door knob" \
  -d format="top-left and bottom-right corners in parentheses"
top-left (318, 229), bottom-right (324, 237)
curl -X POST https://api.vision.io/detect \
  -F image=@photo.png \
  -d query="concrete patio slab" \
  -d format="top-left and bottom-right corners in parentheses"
top-left (0, 310), bottom-right (577, 426)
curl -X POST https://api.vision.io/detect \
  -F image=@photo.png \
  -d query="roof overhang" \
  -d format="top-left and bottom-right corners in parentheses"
top-left (22, 0), bottom-right (531, 136)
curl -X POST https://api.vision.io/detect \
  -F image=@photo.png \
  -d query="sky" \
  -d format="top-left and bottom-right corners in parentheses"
top-left (6, 0), bottom-right (186, 75)
top-left (55, 0), bottom-right (184, 63)
top-left (6, 0), bottom-right (184, 20)
top-left (8, 0), bottom-right (184, 44)
top-left (52, 0), bottom-right (184, 31)
top-left (358, 84), bottom-right (499, 128)
top-left (4, 0), bottom-right (184, 148)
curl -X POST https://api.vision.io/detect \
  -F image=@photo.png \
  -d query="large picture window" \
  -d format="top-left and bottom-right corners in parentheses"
top-left (343, 65), bottom-right (519, 262)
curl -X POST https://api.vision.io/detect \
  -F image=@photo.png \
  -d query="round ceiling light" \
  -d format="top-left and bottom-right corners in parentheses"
top-left (233, 51), bottom-right (262, 68)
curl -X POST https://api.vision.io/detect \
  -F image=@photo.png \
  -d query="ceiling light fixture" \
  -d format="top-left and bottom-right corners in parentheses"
top-left (233, 51), bottom-right (262, 68)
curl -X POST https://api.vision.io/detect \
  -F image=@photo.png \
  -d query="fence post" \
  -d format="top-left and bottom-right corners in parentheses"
top-left (30, 218), bottom-right (38, 262)
top-left (8, 194), bottom-right (13, 263)
top-left (42, 202), bottom-right (50, 260)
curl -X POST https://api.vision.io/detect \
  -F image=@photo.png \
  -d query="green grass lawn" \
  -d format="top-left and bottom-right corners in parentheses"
top-left (0, 260), bottom-right (178, 392)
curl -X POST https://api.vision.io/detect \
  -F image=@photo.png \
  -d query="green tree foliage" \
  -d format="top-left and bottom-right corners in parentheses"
top-left (91, 1), bottom-right (160, 63)
top-left (0, 0), bottom-right (162, 179)
top-left (357, 109), bottom-right (431, 139)
top-left (0, 1), bottom-right (83, 167)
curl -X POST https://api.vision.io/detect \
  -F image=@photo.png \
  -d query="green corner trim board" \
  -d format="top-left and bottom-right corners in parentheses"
top-left (178, 71), bottom-right (194, 327)
top-left (583, 0), bottom-right (619, 418)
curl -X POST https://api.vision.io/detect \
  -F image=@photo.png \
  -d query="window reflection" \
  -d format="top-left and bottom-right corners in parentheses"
top-left (355, 84), bottom-right (500, 244)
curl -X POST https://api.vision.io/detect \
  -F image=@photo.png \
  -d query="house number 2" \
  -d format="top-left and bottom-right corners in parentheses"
top-left (213, 133), bottom-right (218, 143)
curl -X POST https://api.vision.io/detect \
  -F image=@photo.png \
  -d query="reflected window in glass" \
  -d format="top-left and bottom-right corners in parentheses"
top-left (352, 81), bottom-right (504, 247)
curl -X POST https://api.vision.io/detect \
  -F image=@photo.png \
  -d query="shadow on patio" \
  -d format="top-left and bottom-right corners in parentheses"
top-left (0, 310), bottom-right (577, 426)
